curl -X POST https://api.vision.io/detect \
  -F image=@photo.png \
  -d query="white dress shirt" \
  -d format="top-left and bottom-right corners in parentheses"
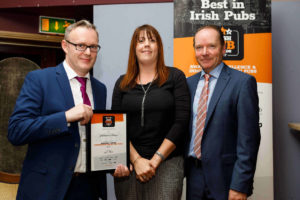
top-left (63, 60), bottom-right (94, 172)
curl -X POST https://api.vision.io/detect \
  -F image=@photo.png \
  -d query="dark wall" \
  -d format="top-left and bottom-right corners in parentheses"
top-left (0, 6), bottom-right (94, 67)
top-left (272, 1), bottom-right (300, 200)
top-left (0, 6), bottom-right (93, 34)
top-left (0, 0), bottom-right (172, 8)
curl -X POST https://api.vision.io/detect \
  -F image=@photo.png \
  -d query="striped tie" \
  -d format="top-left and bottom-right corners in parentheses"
top-left (194, 74), bottom-right (210, 159)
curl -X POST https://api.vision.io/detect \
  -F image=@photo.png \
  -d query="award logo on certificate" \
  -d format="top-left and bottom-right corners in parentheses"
top-left (86, 110), bottom-right (129, 173)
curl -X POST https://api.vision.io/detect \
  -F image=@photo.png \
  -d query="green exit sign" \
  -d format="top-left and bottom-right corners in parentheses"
top-left (39, 16), bottom-right (75, 35)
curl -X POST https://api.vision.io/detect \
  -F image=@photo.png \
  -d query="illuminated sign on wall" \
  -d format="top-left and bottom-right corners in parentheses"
top-left (39, 16), bottom-right (75, 35)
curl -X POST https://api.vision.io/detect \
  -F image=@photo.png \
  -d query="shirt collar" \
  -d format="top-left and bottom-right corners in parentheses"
top-left (63, 60), bottom-right (90, 80)
top-left (200, 62), bottom-right (224, 79)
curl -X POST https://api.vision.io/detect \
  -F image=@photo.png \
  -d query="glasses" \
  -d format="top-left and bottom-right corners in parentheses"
top-left (65, 40), bottom-right (101, 53)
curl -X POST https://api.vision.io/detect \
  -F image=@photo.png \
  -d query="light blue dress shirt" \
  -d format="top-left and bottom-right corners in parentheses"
top-left (188, 63), bottom-right (224, 157)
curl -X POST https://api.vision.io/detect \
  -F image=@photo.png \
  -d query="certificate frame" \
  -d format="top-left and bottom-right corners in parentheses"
top-left (86, 110), bottom-right (129, 173)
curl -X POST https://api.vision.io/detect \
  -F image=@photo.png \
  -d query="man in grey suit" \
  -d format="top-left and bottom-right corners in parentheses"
top-left (186, 25), bottom-right (260, 200)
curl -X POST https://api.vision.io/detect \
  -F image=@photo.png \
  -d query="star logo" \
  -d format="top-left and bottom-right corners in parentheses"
top-left (226, 28), bottom-right (232, 35)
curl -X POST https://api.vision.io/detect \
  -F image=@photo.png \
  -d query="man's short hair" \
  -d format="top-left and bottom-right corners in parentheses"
top-left (193, 25), bottom-right (225, 47)
top-left (64, 20), bottom-right (98, 41)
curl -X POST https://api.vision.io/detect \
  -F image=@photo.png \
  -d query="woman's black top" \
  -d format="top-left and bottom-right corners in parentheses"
top-left (111, 67), bottom-right (190, 159)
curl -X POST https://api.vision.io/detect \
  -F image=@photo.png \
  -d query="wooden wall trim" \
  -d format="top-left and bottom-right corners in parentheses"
top-left (0, 31), bottom-right (63, 43)
top-left (0, 31), bottom-right (63, 48)
top-left (0, 171), bottom-right (20, 184)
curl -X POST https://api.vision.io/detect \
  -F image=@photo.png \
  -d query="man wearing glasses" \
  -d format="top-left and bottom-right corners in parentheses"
top-left (8, 20), bottom-right (113, 200)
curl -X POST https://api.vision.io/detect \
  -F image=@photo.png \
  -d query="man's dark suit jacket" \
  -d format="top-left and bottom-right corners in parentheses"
top-left (8, 63), bottom-right (107, 200)
top-left (187, 64), bottom-right (261, 200)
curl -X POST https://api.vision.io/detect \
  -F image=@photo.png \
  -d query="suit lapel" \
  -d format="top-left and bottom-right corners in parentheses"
top-left (190, 73), bottom-right (201, 106)
top-left (56, 64), bottom-right (75, 109)
top-left (205, 65), bottom-right (231, 129)
top-left (90, 77), bottom-right (98, 109)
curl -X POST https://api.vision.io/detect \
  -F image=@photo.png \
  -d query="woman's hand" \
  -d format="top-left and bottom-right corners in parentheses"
top-left (133, 157), bottom-right (155, 182)
top-left (149, 153), bottom-right (163, 170)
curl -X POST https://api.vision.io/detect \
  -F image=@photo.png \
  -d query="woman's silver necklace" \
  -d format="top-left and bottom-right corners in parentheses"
top-left (139, 75), bottom-right (154, 127)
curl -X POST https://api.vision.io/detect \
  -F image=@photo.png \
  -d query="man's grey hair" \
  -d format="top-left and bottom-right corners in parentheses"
top-left (64, 19), bottom-right (99, 41)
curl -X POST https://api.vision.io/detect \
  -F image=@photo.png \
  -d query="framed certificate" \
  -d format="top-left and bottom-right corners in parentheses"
top-left (86, 110), bottom-right (129, 173)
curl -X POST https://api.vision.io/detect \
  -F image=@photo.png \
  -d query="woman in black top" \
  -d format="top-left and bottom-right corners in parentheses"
top-left (112, 24), bottom-right (190, 200)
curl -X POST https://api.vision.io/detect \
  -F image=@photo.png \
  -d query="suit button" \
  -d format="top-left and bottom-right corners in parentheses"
top-left (75, 143), bottom-right (79, 148)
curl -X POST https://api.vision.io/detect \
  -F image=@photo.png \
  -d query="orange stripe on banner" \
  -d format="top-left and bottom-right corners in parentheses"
top-left (174, 37), bottom-right (199, 77)
top-left (174, 33), bottom-right (272, 83)
top-left (91, 113), bottom-right (124, 124)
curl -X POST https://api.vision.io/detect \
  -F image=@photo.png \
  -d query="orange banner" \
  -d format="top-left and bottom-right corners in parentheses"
top-left (174, 33), bottom-right (272, 83)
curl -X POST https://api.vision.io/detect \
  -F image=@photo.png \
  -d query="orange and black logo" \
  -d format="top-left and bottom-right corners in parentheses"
top-left (103, 116), bottom-right (115, 127)
top-left (222, 26), bottom-right (244, 60)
